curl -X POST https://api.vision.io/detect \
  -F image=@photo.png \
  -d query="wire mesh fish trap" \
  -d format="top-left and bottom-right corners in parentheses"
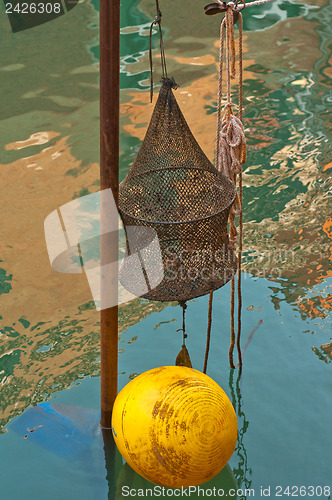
top-left (119, 78), bottom-right (237, 302)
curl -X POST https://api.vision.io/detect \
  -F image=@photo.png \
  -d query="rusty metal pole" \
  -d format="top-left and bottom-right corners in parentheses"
top-left (100, 0), bottom-right (120, 429)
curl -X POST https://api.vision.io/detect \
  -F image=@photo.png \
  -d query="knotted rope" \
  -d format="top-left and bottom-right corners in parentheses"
top-left (203, 0), bottom-right (276, 374)
top-left (215, 5), bottom-right (245, 372)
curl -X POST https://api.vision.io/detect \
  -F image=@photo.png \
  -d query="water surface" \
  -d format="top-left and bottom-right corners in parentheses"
top-left (0, 0), bottom-right (331, 498)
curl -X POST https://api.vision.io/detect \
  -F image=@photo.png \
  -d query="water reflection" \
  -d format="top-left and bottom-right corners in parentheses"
top-left (114, 463), bottom-right (238, 500)
top-left (10, 402), bottom-right (100, 461)
top-left (312, 341), bottom-right (332, 365)
top-left (103, 429), bottom-right (122, 500)
top-left (6, 380), bottom-right (251, 500)
top-left (1, 0), bottom-right (331, 445)
top-left (0, 298), bottom-right (170, 432)
top-left (229, 370), bottom-right (252, 500)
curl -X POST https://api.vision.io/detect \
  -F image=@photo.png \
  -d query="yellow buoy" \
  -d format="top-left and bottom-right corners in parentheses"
top-left (111, 366), bottom-right (238, 488)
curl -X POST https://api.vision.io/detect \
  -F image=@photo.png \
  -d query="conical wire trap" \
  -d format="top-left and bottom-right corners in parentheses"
top-left (119, 78), bottom-right (237, 302)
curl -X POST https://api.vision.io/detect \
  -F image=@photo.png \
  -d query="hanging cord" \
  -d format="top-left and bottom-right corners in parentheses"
top-left (178, 300), bottom-right (188, 345)
top-left (203, 292), bottom-right (213, 374)
top-left (215, 19), bottom-right (225, 169)
top-left (229, 277), bottom-right (236, 368)
top-left (176, 301), bottom-right (192, 368)
top-left (236, 12), bottom-right (244, 374)
top-left (215, 5), bottom-right (246, 370)
top-left (149, 0), bottom-right (168, 103)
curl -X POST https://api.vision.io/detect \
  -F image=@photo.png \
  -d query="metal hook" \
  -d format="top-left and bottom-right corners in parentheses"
top-left (204, 0), bottom-right (245, 23)
top-left (204, 1), bottom-right (227, 16)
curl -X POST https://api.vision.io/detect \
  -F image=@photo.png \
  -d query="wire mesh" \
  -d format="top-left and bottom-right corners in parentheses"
top-left (119, 79), bottom-right (237, 302)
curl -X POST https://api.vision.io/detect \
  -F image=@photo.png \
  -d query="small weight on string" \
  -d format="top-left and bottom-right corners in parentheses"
top-left (175, 344), bottom-right (193, 368)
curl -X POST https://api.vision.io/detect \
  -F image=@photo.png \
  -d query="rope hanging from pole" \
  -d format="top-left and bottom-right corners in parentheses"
top-left (214, 4), bottom-right (246, 371)
top-left (203, 0), bottom-right (277, 374)
top-left (204, 3), bottom-right (246, 375)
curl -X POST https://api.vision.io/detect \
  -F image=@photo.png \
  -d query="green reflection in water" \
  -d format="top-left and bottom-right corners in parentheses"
top-left (0, 266), bottom-right (12, 296)
top-left (242, 0), bottom-right (309, 32)
top-left (120, 135), bottom-right (142, 182)
top-left (0, 349), bottom-right (21, 379)
top-left (229, 370), bottom-right (252, 500)
top-left (90, 0), bottom-right (152, 89)
top-left (0, 1), bottom-right (100, 169)
top-left (0, 297), bottom-right (175, 431)
top-left (113, 462), bottom-right (239, 499)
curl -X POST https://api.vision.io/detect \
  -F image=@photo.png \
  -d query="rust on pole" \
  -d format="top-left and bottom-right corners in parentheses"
top-left (100, 0), bottom-right (120, 428)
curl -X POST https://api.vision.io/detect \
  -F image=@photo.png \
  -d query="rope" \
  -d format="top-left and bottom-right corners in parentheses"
top-left (215, 6), bottom-right (245, 370)
top-left (176, 301), bottom-right (193, 368)
top-left (149, 0), bottom-right (168, 103)
top-left (203, 292), bottom-right (213, 374)
top-left (229, 277), bottom-right (236, 368)
top-left (238, 12), bottom-right (243, 123)
top-left (237, 171), bottom-right (243, 374)
top-left (237, 13), bottom-right (244, 373)
top-left (215, 19), bottom-right (225, 171)
top-left (241, 0), bottom-right (276, 7)
top-left (178, 301), bottom-right (188, 345)
top-left (209, 0), bottom-right (275, 373)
